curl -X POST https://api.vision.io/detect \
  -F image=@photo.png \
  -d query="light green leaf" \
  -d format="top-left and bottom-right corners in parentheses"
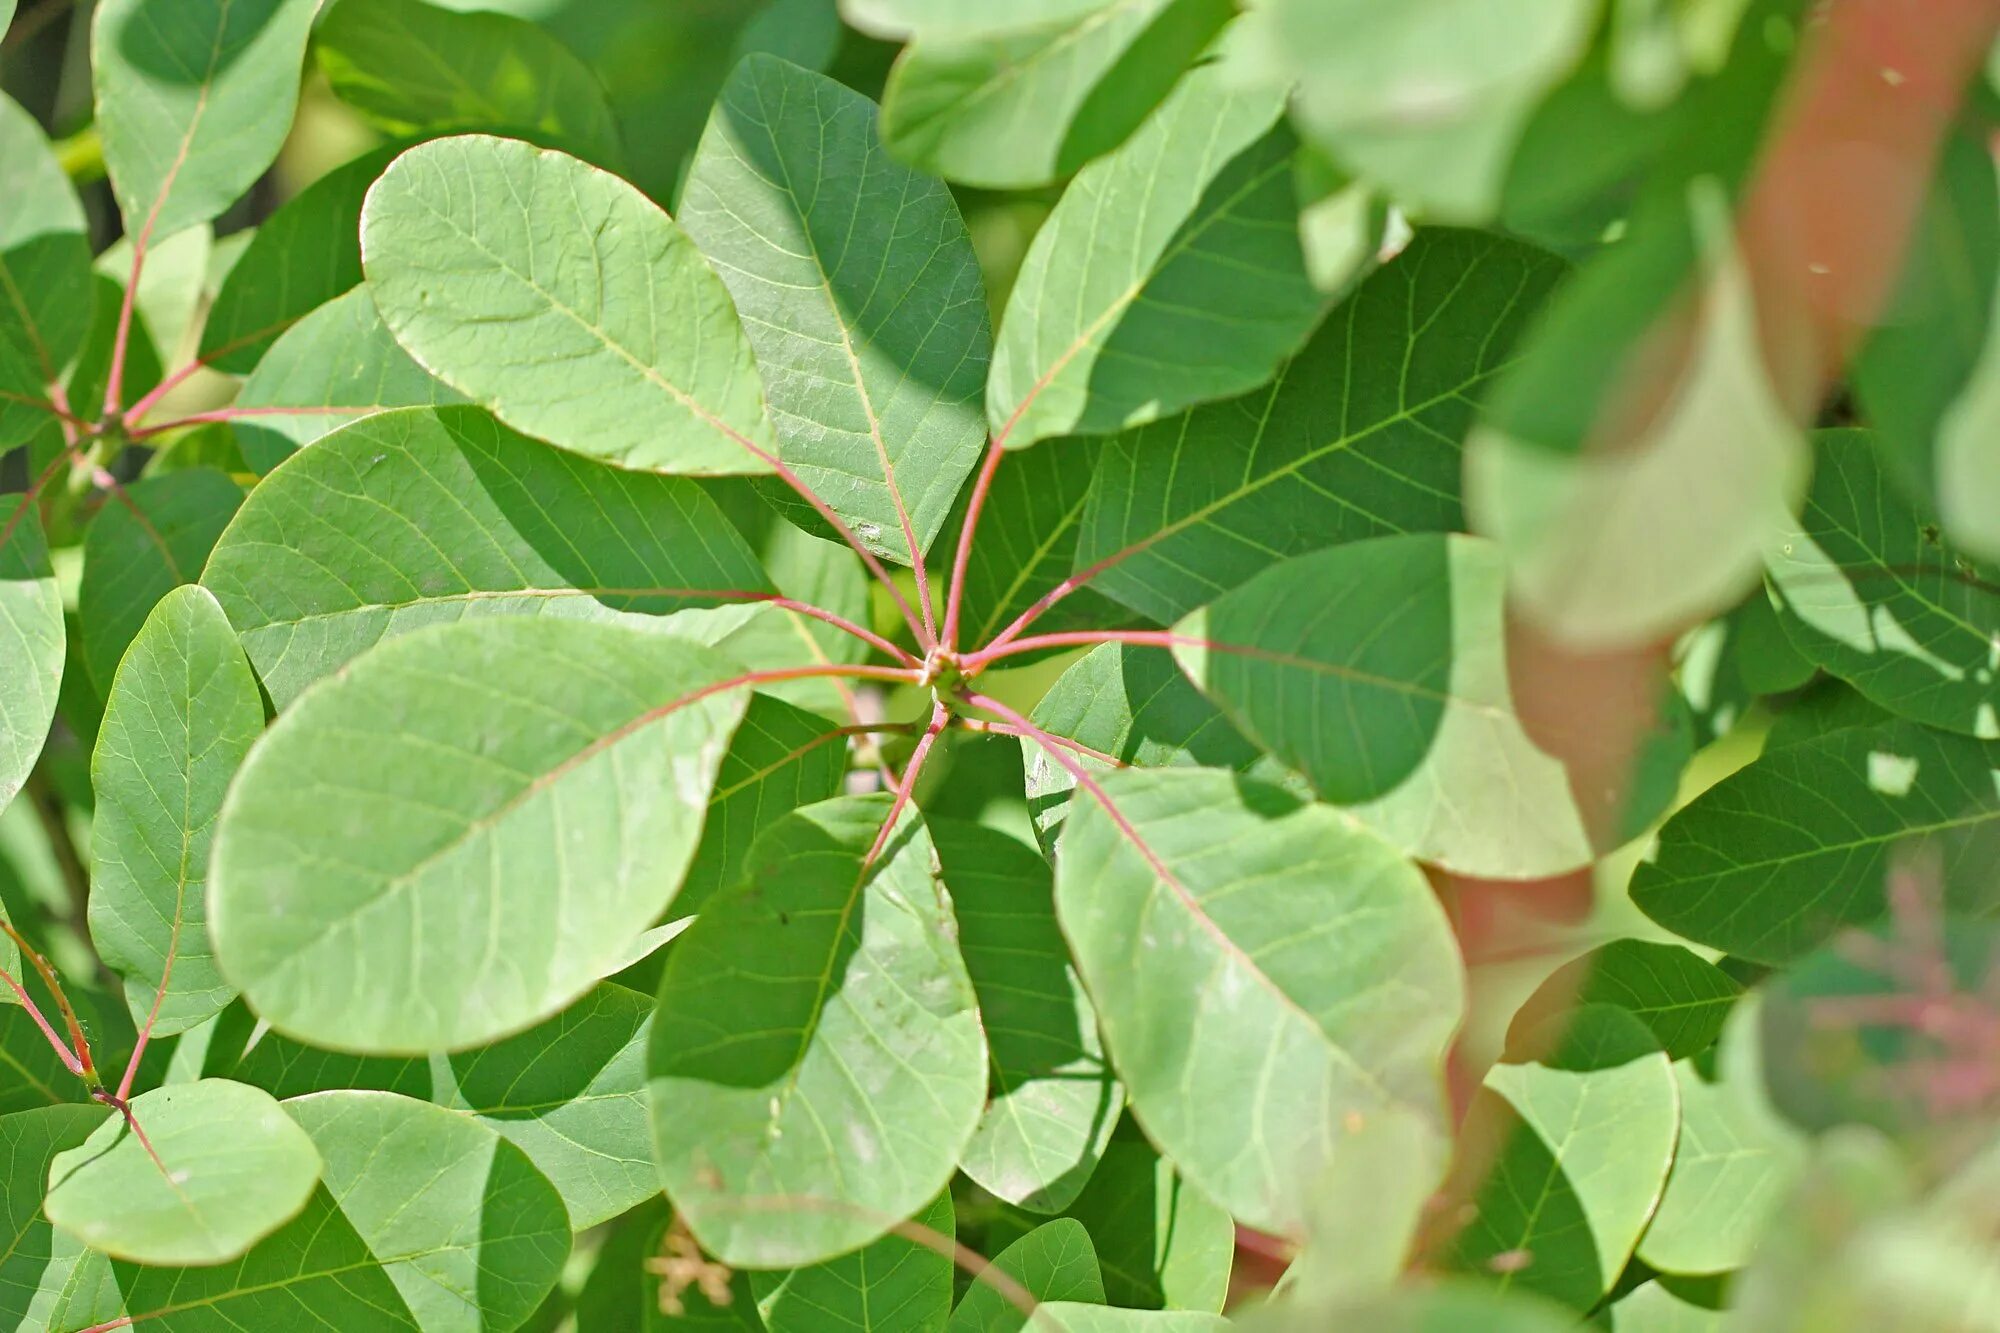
top-left (841, 0), bottom-right (1110, 39)
top-left (77, 468), bottom-right (244, 692)
top-left (318, 0), bottom-right (620, 162)
top-left (44, 1079), bottom-right (320, 1267)
top-left (1278, 1105), bottom-right (1448, 1309)
top-left (1441, 1008), bottom-right (1679, 1311)
top-left (0, 3), bottom-right (13, 37)
top-left (91, 0), bottom-right (319, 241)
top-left (1032, 1307), bottom-right (1229, 1332)
top-left (1507, 940), bottom-right (1742, 1063)
top-left (752, 1191), bottom-right (955, 1333)
top-left (680, 54), bottom-right (991, 566)
top-left (1056, 768), bottom-right (1462, 1238)
top-left (679, 692), bottom-right (850, 917)
top-left (428, 980), bottom-right (655, 1230)
top-left (1076, 230), bottom-right (1565, 623)
top-left (1175, 534), bottom-right (1686, 877)
top-left (362, 134), bottom-right (780, 476)
top-left (1607, 1282), bottom-right (1726, 1332)
top-left (949, 1218), bottom-right (1105, 1333)
top-left (198, 144), bottom-right (404, 373)
top-left (649, 796), bottom-right (986, 1267)
top-left (934, 818), bottom-right (1121, 1215)
top-left (0, 92), bottom-right (93, 424)
top-left (0, 1105), bottom-right (100, 1328)
top-left (1638, 1000), bottom-right (1806, 1276)
top-left (1263, 1281), bottom-right (1581, 1333)
top-left (201, 405), bottom-right (769, 706)
top-left (1293, 148), bottom-right (1385, 295)
top-left (986, 46), bottom-right (1321, 450)
top-left (878, 0), bottom-right (1233, 191)
top-left (1631, 722), bottom-right (2000, 963)
top-left (88, 586), bottom-right (262, 1037)
top-left (0, 496), bottom-right (61, 813)
top-left (228, 288), bottom-right (470, 474)
top-left (284, 1090), bottom-right (570, 1329)
top-left (1236, 0), bottom-right (1598, 222)
top-left (1766, 429), bottom-right (2000, 739)
top-left (1052, 1137), bottom-right (1232, 1311)
top-left (210, 618), bottom-right (750, 1052)
top-left (95, 224), bottom-right (213, 376)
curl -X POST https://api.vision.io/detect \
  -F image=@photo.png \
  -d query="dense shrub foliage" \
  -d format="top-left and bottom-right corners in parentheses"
top-left (2, 0), bottom-right (1998, 1330)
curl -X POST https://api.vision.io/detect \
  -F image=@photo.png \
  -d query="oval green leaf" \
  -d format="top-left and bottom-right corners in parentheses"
top-left (0, 496), bottom-right (61, 813)
top-left (752, 1191), bottom-right (955, 1333)
top-left (949, 1218), bottom-right (1105, 1333)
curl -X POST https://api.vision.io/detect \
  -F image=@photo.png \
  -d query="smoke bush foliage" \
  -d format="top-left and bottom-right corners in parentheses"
top-left (2, 0), bottom-right (1999, 1329)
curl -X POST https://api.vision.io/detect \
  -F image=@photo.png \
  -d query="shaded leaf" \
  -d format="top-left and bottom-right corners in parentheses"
top-left (201, 405), bottom-right (769, 706)
top-left (210, 618), bottom-right (749, 1052)
top-left (949, 1218), bottom-right (1105, 1333)
top-left (1507, 940), bottom-right (1742, 1063)
top-left (0, 92), bottom-right (93, 422)
top-left (0, 497), bottom-right (61, 813)
top-left (91, 0), bottom-right (320, 241)
top-left (1056, 768), bottom-right (1462, 1238)
top-left (44, 1079), bottom-right (320, 1267)
top-left (88, 586), bottom-right (262, 1037)
top-left (933, 818), bottom-right (1120, 1215)
top-left (363, 134), bottom-right (779, 476)
top-left (986, 46), bottom-right (1321, 450)
top-left (0, 1105), bottom-right (101, 1329)
top-left (1076, 230), bottom-right (1565, 624)
top-left (77, 468), bottom-right (244, 692)
top-left (1046, 1136), bottom-right (1232, 1312)
top-left (680, 54), bottom-right (991, 566)
top-left (1263, 1281), bottom-right (1580, 1333)
top-left (1631, 722), bottom-right (2000, 964)
top-left (649, 796), bottom-right (986, 1267)
top-left (1440, 1008), bottom-right (1679, 1311)
top-left (752, 1191), bottom-right (954, 1333)
top-left (879, 0), bottom-right (1233, 191)
top-left (1766, 429), bottom-right (2000, 739)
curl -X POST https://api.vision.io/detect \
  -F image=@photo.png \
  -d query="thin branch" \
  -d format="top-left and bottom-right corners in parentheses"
top-left (0, 919), bottom-right (94, 1084)
top-left (954, 716), bottom-right (1124, 768)
top-left (973, 537), bottom-right (1155, 660)
top-left (0, 388), bottom-right (91, 429)
top-left (125, 404), bottom-right (353, 440)
top-left (863, 699), bottom-right (948, 868)
top-left (966, 627), bottom-right (1200, 672)
top-left (0, 960), bottom-right (86, 1077)
top-left (102, 239), bottom-right (149, 421)
top-left (942, 437), bottom-right (1006, 651)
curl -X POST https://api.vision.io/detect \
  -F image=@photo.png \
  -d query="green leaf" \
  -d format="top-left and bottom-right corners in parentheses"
top-left (362, 134), bottom-right (780, 476)
top-left (1506, 940), bottom-right (1742, 1063)
top-left (91, 0), bottom-right (320, 241)
top-left (878, 0), bottom-right (1234, 191)
top-left (1, 1005), bottom-right (89, 1110)
top-left (680, 54), bottom-right (991, 566)
top-left (0, 496), bottom-right (61, 813)
top-left (949, 1218), bottom-right (1105, 1333)
top-left (1271, 1281), bottom-right (1581, 1333)
top-left (197, 144), bottom-right (405, 373)
top-left (210, 618), bottom-right (750, 1052)
top-left (1631, 722), bottom-right (2000, 964)
top-left (1050, 1137), bottom-right (1232, 1311)
top-left (1025, 644), bottom-right (1290, 854)
top-left (1293, 148), bottom-right (1385, 295)
top-left (0, 1105), bottom-right (101, 1328)
top-left (228, 288), bottom-right (470, 474)
top-left (1440, 1008), bottom-right (1680, 1311)
top-left (283, 1089), bottom-right (570, 1329)
top-left (317, 0), bottom-right (620, 162)
top-left (0, 92), bottom-right (93, 404)
top-left (1277, 1104), bottom-right (1448, 1309)
top-left (77, 468), bottom-right (244, 692)
top-left (649, 796), bottom-right (986, 1267)
top-left (1056, 767), bottom-right (1462, 1238)
top-left (933, 818), bottom-right (1121, 1214)
top-left (88, 586), bottom-right (262, 1037)
top-left (1766, 429), bottom-right (2000, 739)
top-left (986, 45), bottom-right (1322, 450)
top-left (1607, 1282), bottom-right (1727, 1332)
top-left (1236, 0), bottom-right (1598, 222)
top-left (679, 692), bottom-right (850, 917)
top-left (44, 1079), bottom-right (320, 1266)
top-left (1075, 230), bottom-right (1565, 623)
top-left (95, 223), bottom-right (213, 376)
top-left (201, 405), bottom-right (769, 706)
top-left (1637, 999), bottom-right (1807, 1276)
top-left (1175, 534), bottom-right (1687, 877)
top-left (1030, 1307), bottom-right (1230, 1332)
top-left (752, 1191), bottom-right (955, 1332)
top-left (428, 980), bottom-right (656, 1230)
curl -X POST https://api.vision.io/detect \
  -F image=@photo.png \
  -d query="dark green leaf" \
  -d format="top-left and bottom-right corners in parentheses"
top-left (1506, 940), bottom-right (1742, 1063)
top-left (0, 496), bottom-right (60, 813)
top-left (1052, 1137), bottom-right (1232, 1311)
top-left (949, 1218), bottom-right (1104, 1333)
top-left (650, 796), bottom-right (986, 1266)
top-left (0, 1105), bottom-right (101, 1329)
top-left (0, 92), bottom-right (93, 417)
top-left (751, 1191), bottom-right (954, 1332)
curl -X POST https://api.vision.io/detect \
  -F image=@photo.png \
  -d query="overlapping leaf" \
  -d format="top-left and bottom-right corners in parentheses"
top-left (650, 796), bottom-right (986, 1266)
top-left (0, 92), bottom-right (92, 446)
top-left (1507, 940), bottom-right (1741, 1062)
top-left (363, 134), bottom-right (779, 476)
top-left (1043, 1137), bottom-right (1233, 1312)
top-left (934, 818), bottom-right (1121, 1214)
top-left (201, 405), bottom-right (768, 705)
top-left (210, 618), bottom-right (750, 1052)
top-left (752, 1191), bottom-right (955, 1332)
top-left (986, 45), bottom-right (1322, 450)
top-left (1766, 430), bottom-right (2000, 739)
top-left (91, 0), bottom-right (319, 241)
top-left (950, 1218), bottom-right (1105, 1333)
top-left (680, 54), bottom-right (991, 565)
top-left (1056, 767), bottom-right (1462, 1238)
top-left (0, 497), bottom-right (61, 813)
top-left (0, 1105), bottom-right (99, 1328)
top-left (1075, 229), bottom-right (1565, 623)
top-left (88, 586), bottom-right (261, 1036)
top-left (1632, 722), bottom-right (2000, 963)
